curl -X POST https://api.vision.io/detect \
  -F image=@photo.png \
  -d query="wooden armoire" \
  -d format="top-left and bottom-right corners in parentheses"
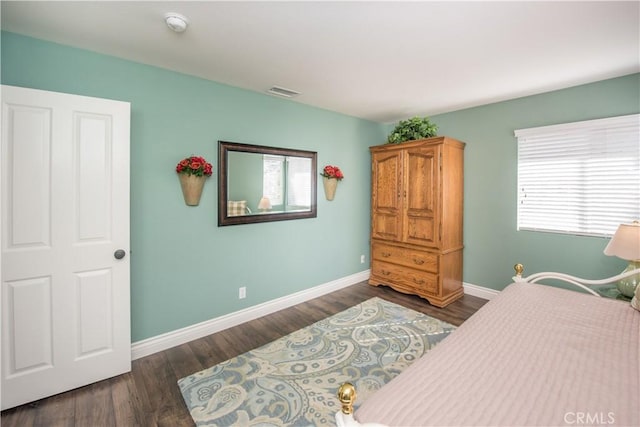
top-left (369, 136), bottom-right (465, 307)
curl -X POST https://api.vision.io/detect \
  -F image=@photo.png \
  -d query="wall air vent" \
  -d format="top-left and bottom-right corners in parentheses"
top-left (267, 86), bottom-right (300, 98)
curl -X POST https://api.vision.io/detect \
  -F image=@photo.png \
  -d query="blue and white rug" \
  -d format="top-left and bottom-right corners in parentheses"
top-left (178, 297), bottom-right (456, 426)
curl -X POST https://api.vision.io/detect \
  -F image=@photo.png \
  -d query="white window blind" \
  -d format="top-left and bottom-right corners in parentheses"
top-left (515, 114), bottom-right (640, 237)
top-left (286, 157), bottom-right (311, 209)
top-left (263, 155), bottom-right (284, 206)
top-left (262, 156), bottom-right (312, 210)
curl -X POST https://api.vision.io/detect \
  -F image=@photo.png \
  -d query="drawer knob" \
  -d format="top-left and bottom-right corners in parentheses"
top-left (413, 258), bottom-right (425, 265)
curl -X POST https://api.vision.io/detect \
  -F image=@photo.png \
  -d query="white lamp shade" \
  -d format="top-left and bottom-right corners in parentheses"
top-left (604, 221), bottom-right (640, 261)
top-left (258, 197), bottom-right (272, 210)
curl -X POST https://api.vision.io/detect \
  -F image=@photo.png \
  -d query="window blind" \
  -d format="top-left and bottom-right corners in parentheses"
top-left (263, 155), bottom-right (284, 206)
top-left (515, 114), bottom-right (640, 237)
top-left (286, 157), bottom-right (311, 208)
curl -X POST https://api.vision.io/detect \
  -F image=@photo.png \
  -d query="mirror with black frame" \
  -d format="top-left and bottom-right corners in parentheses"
top-left (218, 141), bottom-right (318, 226)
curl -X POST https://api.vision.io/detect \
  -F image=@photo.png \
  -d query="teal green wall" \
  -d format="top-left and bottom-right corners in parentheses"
top-left (3, 32), bottom-right (637, 341)
top-left (429, 73), bottom-right (640, 289)
top-left (1, 32), bottom-right (387, 341)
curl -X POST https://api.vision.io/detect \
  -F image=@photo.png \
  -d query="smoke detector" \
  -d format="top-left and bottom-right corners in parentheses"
top-left (165, 13), bottom-right (189, 33)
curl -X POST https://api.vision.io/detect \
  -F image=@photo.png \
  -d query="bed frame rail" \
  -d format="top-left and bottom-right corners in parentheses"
top-left (513, 263), bottom-right (640, 296)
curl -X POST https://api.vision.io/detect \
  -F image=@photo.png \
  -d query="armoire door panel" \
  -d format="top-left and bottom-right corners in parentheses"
top-left (404, 146), bottom-right (439, 246)
top-left (405, 147), bottom-right (438, 215)
top-left (372, 212), bottom-right (402, 241)
top-left (405, 217), bottom-right (437, 246)
top-left (372, 149), bottom-right (403, 241)
top-left (372, 151), bottom-right (402, 211)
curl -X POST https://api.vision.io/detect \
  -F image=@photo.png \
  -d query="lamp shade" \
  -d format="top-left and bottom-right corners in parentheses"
top-left (604, 221), bottom-right (640, 261)
top-left (258, 197), bottom-right (271, 210)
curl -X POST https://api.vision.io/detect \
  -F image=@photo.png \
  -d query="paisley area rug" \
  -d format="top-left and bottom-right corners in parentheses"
top-left (178, 297), bottom-right (456, 426)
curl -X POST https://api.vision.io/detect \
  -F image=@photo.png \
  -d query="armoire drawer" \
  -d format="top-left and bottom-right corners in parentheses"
top-left (371, 261), bottom-right (438, 294)
top-left (372, 242), bottom-right (438, 273)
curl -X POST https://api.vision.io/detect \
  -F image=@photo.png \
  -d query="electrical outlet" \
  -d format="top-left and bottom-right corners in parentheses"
top-left (360, 254), bottom-right (365, 264)
top-left (239, 286), bottom-right (246, 299)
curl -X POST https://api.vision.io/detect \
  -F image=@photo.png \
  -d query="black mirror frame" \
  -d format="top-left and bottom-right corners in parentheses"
top-left (218, 141), bottom-right (318, 226)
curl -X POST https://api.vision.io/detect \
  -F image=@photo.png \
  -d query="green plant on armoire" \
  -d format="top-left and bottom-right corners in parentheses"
top-left (387, 116), bottom-right (438, 144)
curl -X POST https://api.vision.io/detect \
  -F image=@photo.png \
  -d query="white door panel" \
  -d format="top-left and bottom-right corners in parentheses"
top-left (76, 269), bottom-right (113, 357)
top-left (3, 276), bottom-right (53, 375)
top-left (3, 104), bottom-right (52, 250)
top-left (1, 85), bottom-right (131, 410)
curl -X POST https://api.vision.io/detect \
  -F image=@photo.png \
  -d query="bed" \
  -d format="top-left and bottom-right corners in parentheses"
top-left (336, 264), bottom-right (640, 427)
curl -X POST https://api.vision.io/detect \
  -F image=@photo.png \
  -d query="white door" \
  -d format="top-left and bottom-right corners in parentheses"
top-left (1, 85), bottom-right (131, 410)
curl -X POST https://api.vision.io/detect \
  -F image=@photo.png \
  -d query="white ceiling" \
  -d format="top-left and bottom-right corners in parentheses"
top-left (1, 1), bottom-right (638, 123)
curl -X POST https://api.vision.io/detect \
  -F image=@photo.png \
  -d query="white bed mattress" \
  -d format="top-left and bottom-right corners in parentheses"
top-left (355, 283), bottom-right (640, 426)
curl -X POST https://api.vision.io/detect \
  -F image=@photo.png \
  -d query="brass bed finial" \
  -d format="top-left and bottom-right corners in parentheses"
top-left (337, 382), bottom-right (357, 415)
top-left (514, 263), bottom-right (524, 277)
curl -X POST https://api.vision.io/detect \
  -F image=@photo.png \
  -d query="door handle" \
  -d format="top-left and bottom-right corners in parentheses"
top-left (114, 249), bottom-right (126, 260)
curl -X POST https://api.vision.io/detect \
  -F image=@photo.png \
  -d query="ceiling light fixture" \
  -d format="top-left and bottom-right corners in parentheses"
top-left (165, 13), bottom-right (189, 33)
top-left (267, 86), bottom-right (301, 98)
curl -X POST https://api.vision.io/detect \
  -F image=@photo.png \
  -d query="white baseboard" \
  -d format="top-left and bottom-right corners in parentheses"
top-left (463, 282), bottom-right (500, 300)
top-left (131, 273), bottom-right (500, 360)
top-left (131, 270), bottom-right (371, 360)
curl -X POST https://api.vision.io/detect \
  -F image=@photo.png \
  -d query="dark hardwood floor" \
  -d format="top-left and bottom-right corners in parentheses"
top-left (1, 281), bottom-right (487, 427)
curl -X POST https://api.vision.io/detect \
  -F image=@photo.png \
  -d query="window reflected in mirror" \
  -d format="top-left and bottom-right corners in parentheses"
top-left (218, 141), bottom-right (317, 226)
